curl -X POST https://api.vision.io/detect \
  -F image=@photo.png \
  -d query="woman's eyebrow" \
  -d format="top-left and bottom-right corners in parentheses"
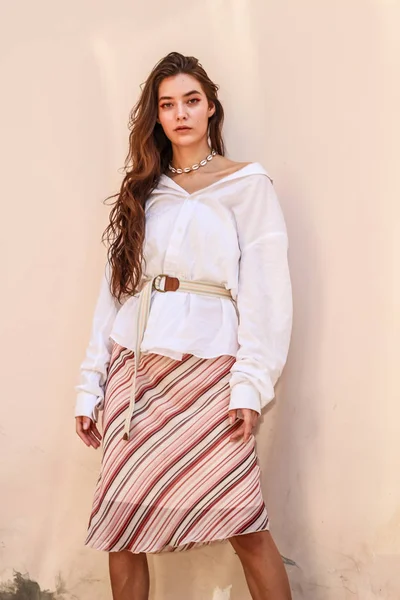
top-left (159, 89), bottom-right (202, 101)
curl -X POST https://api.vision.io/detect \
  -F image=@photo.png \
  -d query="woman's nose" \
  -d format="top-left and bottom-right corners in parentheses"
top-left (176, 103), bottom-right (188, 119)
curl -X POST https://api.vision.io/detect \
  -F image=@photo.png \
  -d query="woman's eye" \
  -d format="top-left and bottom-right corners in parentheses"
top-left (160, 98), bottom-right (199, 109)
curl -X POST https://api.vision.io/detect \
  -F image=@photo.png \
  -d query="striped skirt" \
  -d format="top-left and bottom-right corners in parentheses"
top-left (84, 341), bottom-right (269, 553)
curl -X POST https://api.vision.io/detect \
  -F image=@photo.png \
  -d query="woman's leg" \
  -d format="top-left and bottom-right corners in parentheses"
top-left (229, 531), bottom-right (292, 600)
top-left (109, 551), bottom-right (150, 600)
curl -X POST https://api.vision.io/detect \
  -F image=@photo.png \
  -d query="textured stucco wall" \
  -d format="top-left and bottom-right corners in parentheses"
top-left (1, 1), bottom-right (399, 598)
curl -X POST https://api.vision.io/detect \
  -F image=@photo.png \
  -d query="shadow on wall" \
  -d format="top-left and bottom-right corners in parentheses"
top-left (0, 572), bottom-right (66, 600)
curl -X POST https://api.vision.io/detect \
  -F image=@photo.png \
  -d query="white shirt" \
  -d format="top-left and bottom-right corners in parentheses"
top-left (74, 162), bottom-right (293, 422)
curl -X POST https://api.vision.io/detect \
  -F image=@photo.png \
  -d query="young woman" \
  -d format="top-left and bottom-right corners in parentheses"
top-left (75, 51), bottom-right (293, 600)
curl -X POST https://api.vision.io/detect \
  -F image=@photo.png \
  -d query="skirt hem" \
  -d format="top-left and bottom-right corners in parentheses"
top-left (84, 522), bottom-right (270, 554)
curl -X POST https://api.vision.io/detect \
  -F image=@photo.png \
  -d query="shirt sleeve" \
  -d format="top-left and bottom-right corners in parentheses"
top-left (229, 173), bottom-right (293, 415)
top-left (74, 261), bottom-right (122, 422)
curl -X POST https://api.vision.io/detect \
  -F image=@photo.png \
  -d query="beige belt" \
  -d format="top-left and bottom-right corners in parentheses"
top-left (122, 274), bottom-right (233, 440)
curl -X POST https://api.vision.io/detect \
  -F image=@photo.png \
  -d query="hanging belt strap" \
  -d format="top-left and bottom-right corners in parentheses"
top-left (122, 274), bottom-right (233, 440)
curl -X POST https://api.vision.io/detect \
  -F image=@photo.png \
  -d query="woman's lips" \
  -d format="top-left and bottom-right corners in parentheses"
top-left (176, 127), bottom-right (192, 132)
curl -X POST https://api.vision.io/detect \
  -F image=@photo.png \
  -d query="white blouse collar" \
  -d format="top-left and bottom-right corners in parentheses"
top-left (158, 161), bottom-right (270, 197)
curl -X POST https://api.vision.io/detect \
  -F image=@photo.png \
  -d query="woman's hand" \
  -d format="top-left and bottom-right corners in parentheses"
top-left (228, 408), bottom-right (259, 443)
top-left (75, 416), bottom-right (102, 449)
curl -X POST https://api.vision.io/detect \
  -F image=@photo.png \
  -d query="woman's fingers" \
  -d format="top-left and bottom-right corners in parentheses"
top-left (76, 422), bottom-right (92, 447)
top-left (82, 417), bottom-right (102, 443)
top-left (91, 422), bottom-right (102, 442)
top-left (230, 421), bottom-right (252, 442)
top-left (229, 409), bottom-right (258, 442)
top-left (242, 418), bottom-right (253, 443)
top-left (230, 421), bottom-right (245, 442)
top-left (87, 429), bottom-right (101, 449)
top-left (83, 417), bottom-right (102, 447)
top-left (76, 416), bottom-right (101, 448)
top-left (228, 409), bottom-right (237, 425)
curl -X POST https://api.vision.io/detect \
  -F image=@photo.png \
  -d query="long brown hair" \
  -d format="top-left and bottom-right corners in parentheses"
top-left (102, 51), bottom-right (226, 303)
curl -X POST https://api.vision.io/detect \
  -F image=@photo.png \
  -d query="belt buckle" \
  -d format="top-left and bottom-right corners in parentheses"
top-left (153, 274), bottom-right (180, 293)
top-left (153, 274), bottom-right (168, 292)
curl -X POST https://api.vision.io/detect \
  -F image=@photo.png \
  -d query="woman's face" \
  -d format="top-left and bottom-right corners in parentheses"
top-left (157, 73), bottom-right (215, 147)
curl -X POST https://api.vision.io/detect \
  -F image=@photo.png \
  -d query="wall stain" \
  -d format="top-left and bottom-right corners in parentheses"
top-left (281, 555), bottom-right (299, 567)
top-left (0, 571), bottom-right (67, 600)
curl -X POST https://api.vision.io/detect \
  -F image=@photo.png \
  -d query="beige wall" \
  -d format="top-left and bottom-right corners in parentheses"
top-left (1, 1), bottom-right (398, 598)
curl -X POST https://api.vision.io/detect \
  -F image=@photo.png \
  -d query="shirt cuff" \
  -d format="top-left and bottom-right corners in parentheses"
top-left (229, 382), bottom-right (261, 415)
top-left (74, 392), bottom-right (103, 422)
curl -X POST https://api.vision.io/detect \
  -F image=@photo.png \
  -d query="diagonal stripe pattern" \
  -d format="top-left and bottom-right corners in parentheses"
top-left (84, 342), bottom-right (269, 553)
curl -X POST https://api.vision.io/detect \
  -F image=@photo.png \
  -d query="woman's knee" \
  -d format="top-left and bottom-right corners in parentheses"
top-left (229, 530), bottom-right (271, 555)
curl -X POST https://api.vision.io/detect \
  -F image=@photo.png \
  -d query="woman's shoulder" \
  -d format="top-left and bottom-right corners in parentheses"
top-left (218, 158), bottom-right (252, 171)
top-left (220, 158), bottom-right (273, 183)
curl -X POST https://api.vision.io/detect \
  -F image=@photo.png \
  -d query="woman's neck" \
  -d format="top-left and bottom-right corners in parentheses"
top-left (170, 143), bottom-right (213, 171)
